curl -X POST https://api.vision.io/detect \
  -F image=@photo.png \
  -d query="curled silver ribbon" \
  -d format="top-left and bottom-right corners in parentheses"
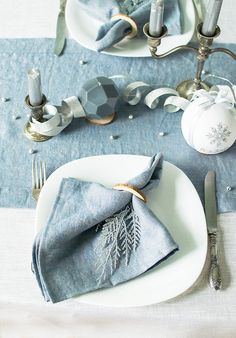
top-left (28, 77), bottom-right (236, 138)
top-left (123, 81), bottom-right (188, 112)
top-left (123, 81), bottom-right (236, 114)
top-left (29, 96), bottom-right (85, 137)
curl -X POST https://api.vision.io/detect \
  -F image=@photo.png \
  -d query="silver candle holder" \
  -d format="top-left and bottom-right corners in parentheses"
top-left (24, 94), bottom-right (51, 142)
top-left (143, 22), bottom-right (236, 98)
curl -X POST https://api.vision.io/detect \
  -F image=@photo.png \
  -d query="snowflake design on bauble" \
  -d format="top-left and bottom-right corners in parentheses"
top-left (95, 203), bottom-right (141, 284)
top-left (206, 122), bottom-right (231, 148)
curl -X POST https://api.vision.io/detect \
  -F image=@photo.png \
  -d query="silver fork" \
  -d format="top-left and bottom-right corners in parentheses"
top-left (32, 157), bottom-right (47, 201)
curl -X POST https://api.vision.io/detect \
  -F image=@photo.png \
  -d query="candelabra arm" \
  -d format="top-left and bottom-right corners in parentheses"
top-left (143, 23), bottom-right (198, 59)
top-left (144, 22), bottom-right (236, 98)
top-left (209, 47), bottom-right (236, 60)
top-left (150, 45), bottom-right (198, 59)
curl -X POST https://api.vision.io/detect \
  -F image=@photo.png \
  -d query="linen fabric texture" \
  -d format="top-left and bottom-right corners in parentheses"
top-left (1, 39), bottom-right (236, 213)
top-left (77, 0), bottom-right (181, 51)
top-left (32, 154), bottom-right (178, 303)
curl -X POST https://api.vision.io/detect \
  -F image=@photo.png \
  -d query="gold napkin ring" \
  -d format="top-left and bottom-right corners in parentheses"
top-left (113, 184), bottom-right (146, 202)
top-left (111, 13), bottom-right (138, 39)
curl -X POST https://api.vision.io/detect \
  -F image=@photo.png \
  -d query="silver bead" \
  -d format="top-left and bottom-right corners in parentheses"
top-left (128, 114), bottom-right (134, 120)
top-left (226, 186), bottom-right (232, 192)
top-left (29, 149), bottom-right (36, 155)
top-left (202, 70), bottom-right (210, 76)
top-left (110, 135), bottom-right (118, 140)
top-left (79, 59), bottom-right (86, 65)
top-left (1, 97), bottom-right (8, 102)
top-left (159, 131), bottom-right (165, 137)
top-left (12, 114), bottom-right (20, 120)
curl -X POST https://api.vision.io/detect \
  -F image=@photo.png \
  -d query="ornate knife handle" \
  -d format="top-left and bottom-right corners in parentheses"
top-left (209, 233), bottom-right (222, 290)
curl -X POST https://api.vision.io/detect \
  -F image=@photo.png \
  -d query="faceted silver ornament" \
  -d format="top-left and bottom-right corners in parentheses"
top-left (226, 186), bottom-right (232, 192)
top-left (128, 114), bottom-right (134, 120)
top-left (78, 77), bottom-right (120, 119)
top-left (159, 131), bottom-right (165, 137)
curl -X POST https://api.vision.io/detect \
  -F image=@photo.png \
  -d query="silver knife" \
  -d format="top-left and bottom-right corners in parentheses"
top-left (54, 0), bottom-right (67, 56)
top-left (204, 171), bottom-right (222, 290)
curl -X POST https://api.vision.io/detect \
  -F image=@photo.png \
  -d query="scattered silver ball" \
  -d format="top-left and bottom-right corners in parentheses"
top-left (12, 114), bottom-right (21, 120)
top-left (110, 135), bottom-right (119, 140)
top-left (226, 186), bottom-right (232, 192)
top-left (159, 131), bottom-right (165, 137)
top-left (202, 70), bottom-right (210, 75)
top-left (29, 149), bottom-right (36, 155)
top-left (128, 114), bottom-right (134, 120)
top-left (1, 97), bottom-right (8, 102)
top-left (79, 59), bottom-right (87, 65)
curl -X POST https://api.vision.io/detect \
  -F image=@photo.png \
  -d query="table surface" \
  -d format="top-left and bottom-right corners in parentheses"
top-left (0, 1), bottom-right (236, 337)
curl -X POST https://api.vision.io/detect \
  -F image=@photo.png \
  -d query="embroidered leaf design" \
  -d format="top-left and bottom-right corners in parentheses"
top-left (130, 213), bottom-right (142, 251)
top-left (95, 203), bottom-right (141, 284)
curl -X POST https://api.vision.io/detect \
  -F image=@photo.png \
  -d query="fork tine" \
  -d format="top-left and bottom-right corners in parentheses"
top-left (39, 161), bottom-right (43, 189)
top-left (42, 161), bottom-right (46, 184)
top-left (32, 157), bottom-right (36, 189)
top-left (32, 157), bottom-right (47, 202)
top-left (35, 159), bottom-right (39, 189)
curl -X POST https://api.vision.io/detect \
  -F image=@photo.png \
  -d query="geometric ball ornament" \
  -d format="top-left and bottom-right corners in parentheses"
top-left (78, 76), bottom-right (120, 119)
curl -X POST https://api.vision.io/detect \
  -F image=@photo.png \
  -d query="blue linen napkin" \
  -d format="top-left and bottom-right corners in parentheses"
top-left (77, 0), bottom-right (181, 51)
top-left (32, 154), bottom-right (178, 303)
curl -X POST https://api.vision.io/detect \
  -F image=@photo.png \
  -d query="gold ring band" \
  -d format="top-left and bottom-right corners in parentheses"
top-left (86, 112), bottom-right (116, 125)
top-left (113, 184), bottom-right (146, 202)
top-left (111, 13), bottom-right (138, 39)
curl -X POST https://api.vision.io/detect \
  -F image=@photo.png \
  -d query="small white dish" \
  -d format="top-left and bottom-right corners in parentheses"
top-left (65, 0), bottom-right (196, 58)
top-left (35, 155), bottom-right (207, 307)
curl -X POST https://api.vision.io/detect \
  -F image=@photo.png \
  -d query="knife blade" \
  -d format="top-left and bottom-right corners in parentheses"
top-left (204, 171), bottom-right (222, 290)
top-left (54, 0), bottom-right (67, 56)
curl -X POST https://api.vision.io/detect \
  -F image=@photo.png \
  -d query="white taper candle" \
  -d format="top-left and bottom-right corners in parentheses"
top-left (202, 0), bottom-right (223, 36)
top-left (27, 68), bottom-right (43, 107)
top-left (149, 0), bottom-right (164, 37)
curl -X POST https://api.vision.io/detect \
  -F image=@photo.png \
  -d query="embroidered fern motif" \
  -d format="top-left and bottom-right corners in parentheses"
top-left (95, 203), bottom-right (141, 284)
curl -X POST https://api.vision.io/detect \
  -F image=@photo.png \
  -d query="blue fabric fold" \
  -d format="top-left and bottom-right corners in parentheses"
top-left (32, 154), bottom-right (178, 303)
top-left (76, 0), bottom-right (181, 51)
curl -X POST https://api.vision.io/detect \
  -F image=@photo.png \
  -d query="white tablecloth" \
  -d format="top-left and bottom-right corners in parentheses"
top-left (0, 1), bottom-right (236, 337)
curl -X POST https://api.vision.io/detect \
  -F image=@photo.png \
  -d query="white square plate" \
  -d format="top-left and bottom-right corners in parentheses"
top-left (35, 155), bottom-right (207, 307)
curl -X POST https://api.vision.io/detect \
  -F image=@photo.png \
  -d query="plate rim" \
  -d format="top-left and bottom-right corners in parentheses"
top-left (65, 0), bottom-right (196, 58)
top-left (35, 154), bottom-right (207, 307)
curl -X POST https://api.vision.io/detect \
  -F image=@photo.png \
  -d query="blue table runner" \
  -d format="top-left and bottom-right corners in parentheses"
top-left (0, 39), bottom-right (235, 211)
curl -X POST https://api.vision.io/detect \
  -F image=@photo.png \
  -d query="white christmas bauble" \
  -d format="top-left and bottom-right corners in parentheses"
top-left (181, 100), bottom-right (236, 154)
